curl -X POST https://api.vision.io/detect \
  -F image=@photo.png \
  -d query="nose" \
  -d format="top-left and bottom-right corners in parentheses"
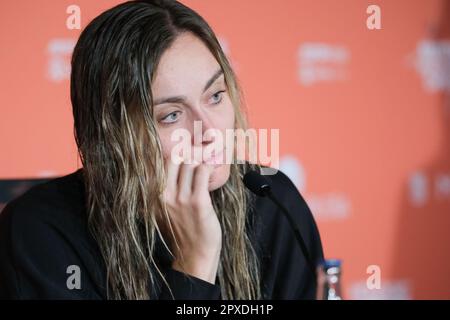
top-left (191, 110), bottom-right (216, 147)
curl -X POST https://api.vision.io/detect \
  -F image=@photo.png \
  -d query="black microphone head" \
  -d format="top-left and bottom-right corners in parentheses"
top-left (243, 170), bottom-right (272, 197)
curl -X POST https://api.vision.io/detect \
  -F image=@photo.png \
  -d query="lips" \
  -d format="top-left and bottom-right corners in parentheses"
top-left (203, 149), bottom-right (225, 167)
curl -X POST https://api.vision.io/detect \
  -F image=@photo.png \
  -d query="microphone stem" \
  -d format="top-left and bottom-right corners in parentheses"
top-left (267, 192), bottom-right (317, 278)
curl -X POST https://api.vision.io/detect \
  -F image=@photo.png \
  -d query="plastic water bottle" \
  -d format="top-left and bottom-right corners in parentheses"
top-left (316, 259), bottom-right (343, 300)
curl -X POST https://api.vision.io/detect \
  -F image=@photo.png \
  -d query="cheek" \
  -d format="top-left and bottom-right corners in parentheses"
top-left (216, 100), bottom-right (235, 131)
top-left (157, 130), bottom-right (175, 160)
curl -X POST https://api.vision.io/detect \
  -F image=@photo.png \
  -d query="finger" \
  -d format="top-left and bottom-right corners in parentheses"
top-left (192, 163), bottom-right (214, 198)
top-left (165, 156), bottom-right (181, 194)
top-left (177, 161), bottom-right (199, 202)
top-left (191, 145), bottom-right (204, 165)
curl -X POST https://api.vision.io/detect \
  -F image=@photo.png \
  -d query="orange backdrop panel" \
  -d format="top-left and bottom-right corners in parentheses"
top-left (0, 0), bottom-right (449, 299)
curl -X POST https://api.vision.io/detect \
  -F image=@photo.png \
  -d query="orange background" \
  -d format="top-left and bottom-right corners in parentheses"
top-left (0, 0), bottom-right (449, 299)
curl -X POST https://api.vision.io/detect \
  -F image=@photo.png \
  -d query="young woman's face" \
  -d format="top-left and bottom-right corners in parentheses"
top-left (151, 32), bottom-right (235, 191)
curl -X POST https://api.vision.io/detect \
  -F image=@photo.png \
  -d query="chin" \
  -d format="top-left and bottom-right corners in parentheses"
top-left (208, 163), bottom-right (231, 191)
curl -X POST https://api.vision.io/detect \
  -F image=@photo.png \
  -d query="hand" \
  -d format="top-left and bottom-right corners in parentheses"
top-left (161, 151), bottom-right (222, 284)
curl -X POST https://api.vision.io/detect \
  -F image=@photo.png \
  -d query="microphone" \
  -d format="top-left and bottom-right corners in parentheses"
top-left (243, 170), bottom-right (317, 278)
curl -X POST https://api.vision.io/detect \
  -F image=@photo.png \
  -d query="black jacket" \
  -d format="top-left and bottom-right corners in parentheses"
top-left (0, 166), bottom-right (323, 299)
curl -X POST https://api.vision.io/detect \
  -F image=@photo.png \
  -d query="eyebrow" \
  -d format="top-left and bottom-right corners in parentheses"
top-left (153, 69), bottom-right (224, 106)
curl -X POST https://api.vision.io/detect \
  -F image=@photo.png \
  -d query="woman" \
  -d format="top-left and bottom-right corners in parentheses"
top-left (0, 0), bottom-right (323, 299)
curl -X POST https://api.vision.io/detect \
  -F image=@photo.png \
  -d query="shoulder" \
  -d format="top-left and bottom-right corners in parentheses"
top-left (0, 169), bottom-right (86, 249)
top-left (263, 167), bottom-right (299, 195)
top-left (248, 166), bottom-right (324, 298)
top-left (0, 169), bottom-right (104, 299)
top-left (249, 165), bottom-right (323, 257)
top-left (1, 169), bottom-right (84, 217)
top-left (258, 166), bottom-right (309, 213)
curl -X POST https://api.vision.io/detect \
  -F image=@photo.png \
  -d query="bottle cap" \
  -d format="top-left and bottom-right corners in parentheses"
top-left (319, 258), bottom-right (342, 269)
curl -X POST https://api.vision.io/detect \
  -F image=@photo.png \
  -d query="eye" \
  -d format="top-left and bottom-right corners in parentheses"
top-left (160, 111), bottom-right (181, 124)
top-left (210, 90), bottom-right (226, 105)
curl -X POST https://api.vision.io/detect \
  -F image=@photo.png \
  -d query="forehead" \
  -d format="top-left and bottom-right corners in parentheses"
top-left (151, 32), bottom-right (222, 96)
